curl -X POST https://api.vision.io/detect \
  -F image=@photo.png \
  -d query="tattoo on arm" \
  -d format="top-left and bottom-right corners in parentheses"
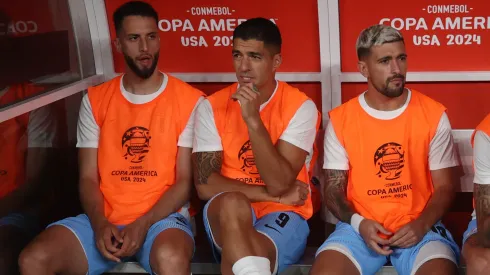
top-left (475, 183), bottom-right (490, 246)
top-left (192, 152), bottom-right (222, 184)
top-left (324, 169), bottom-right (354, 223)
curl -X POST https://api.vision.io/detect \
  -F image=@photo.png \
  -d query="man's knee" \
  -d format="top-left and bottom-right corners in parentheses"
top-left (217, 192), bottom-right (252, 219)
top-left (463, 238), bottom-right (490, 273)
top-left (19, 240), bottom-right (51, 272)
top-left (151, 242), bottom-right (192, 273)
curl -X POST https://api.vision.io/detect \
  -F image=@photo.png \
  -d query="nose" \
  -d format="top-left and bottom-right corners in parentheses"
top-left (391, 59), bottom-right (401, 75)
top-left (139, 37), bottom-right (148, 52)
top-left (239, 56), bottom-right (251, 72)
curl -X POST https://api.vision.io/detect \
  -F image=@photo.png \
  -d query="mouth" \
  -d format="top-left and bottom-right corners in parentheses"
top-left (137, 56), bottom-right (152, 66)
top-left (239, 76), bottom-right (254, 83)
top-left (390, 78), bottom-right (404, 84)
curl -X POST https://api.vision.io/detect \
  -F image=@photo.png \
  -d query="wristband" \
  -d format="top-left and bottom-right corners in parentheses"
top-left (350, 213), bottom-right (365, 234)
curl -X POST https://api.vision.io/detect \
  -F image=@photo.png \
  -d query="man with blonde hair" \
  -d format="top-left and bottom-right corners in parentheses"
top-left (310, 24), bottom-right (460, 275)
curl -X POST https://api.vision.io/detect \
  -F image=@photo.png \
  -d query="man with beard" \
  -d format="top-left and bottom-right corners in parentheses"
top-left (19, 2), bottom-right (204, 275)
top-left (310, 24), bottom-right (460, 275)
top-left (192, 18), bottom-right (320, 275)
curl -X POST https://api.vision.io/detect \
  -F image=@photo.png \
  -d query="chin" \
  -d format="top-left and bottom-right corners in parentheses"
top-left (384, 89), bottom-right (404, 98)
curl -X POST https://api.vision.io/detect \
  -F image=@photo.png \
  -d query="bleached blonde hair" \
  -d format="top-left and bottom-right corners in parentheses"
top-left (356, 24), bottom-right (404, 60)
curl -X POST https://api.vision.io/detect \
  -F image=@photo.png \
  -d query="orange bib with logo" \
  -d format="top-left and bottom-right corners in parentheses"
top-left (329, 90), bottom-right (445, 233)
top-left (208, 81), bottom-right (319, 220)
top-left (88, 75), bottom-right (203, 225)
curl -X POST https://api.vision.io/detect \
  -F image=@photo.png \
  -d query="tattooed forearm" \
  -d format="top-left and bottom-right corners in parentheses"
top-left (475, 183), bottom-right (490, 247)
top-left (192, 151), bottom-right (223, 185)
top-left (324, 169), bottom-right (354, 223)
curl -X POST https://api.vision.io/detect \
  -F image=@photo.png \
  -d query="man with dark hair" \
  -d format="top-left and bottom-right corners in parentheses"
top-left (192, 17), bottom-right (320, 275)
top-left (19, 1), bottom-right (204, 274)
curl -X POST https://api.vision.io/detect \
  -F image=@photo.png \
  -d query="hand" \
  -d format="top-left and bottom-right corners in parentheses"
top-left (359, 219), bottom-right (393, 256)
top-left (113, 217), bottom-right (151, 258)
top-left (389, 219), bottom-right (427, 248)
top-left (278, 180), bottom-right (309, 206)
top-left (93, 219), bottom-right (124, 262)
top-left (231, 83), bottom-right (261, 124)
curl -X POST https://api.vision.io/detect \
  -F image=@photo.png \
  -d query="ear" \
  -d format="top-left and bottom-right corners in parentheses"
top-left (272, 53), bottom-right (282, 71)
top-left (358, 60), bottom-right (369, 79)
top-left (114, 37), bottom-right (122, 53)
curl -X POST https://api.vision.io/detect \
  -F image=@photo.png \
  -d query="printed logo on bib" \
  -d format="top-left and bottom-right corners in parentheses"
top-left (238, 140), bottom-right (258, 175)
top-left (374, 142), bottom-right (405, 180)
top-left (112, 126), bottom-right (158, 184)
top-left (122, 126), bottom-right (151, 163)
top-left (236, 140), bottom-right (264, 184)
top-left (368, 142), bottom-right (411, 199)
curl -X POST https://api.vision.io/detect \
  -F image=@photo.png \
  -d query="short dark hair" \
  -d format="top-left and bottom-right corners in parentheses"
top-left (233, 17), bottom-right (282, 54)
top-left (113, 1), bottom-right (158, 34)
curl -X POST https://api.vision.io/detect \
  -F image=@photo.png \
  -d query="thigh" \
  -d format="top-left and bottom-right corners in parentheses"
top-left (315, 221), bottom-right (387, 275)
top-left (202, 192), bottom-right (256, 262)
top-left (254, 211), bottom-right (309, 274)
top-left (137, 212), bottom-right (194, 273)
top-left (48, 214), bottom-right (118, 275)
top-left (390, 221), bottom-right (460, 275)
top-left (311, 249), bottom-right (361, 275)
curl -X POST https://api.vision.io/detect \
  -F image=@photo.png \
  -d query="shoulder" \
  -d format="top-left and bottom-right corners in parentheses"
top-left (207, 83), bottom-right (238, 106)
top-left (166, 74), bottom-right (205, 98)
top-left (410, 89), bottom-right (446, 110)
top-left (329, 96), bottom-right (359, 119)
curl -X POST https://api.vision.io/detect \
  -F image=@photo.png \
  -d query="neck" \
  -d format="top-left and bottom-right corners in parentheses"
top-left (122, 70), bottom-right (163, 95)
top-left (256, 79), bottom-right (277, 105)
top-left (364, 84), bottom-right (408, 111)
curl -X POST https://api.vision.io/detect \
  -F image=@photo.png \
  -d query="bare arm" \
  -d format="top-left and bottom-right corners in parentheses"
top-left (139, 147), bottom-right (194, 226)
top-left (247, 120), bottom-right (309, 196)
top-left (78, 148), bottom-right (107, 227)
top-left (416, 167), bottom-right (457, 232)
top-left (323, 169), bottom-right (355, 223)
top-left (473, 130), bottom-right (490, 247)
top-left (192, 151), bottom-right (279, 202)
top-left (475, 183), bottom-right (490, 247)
